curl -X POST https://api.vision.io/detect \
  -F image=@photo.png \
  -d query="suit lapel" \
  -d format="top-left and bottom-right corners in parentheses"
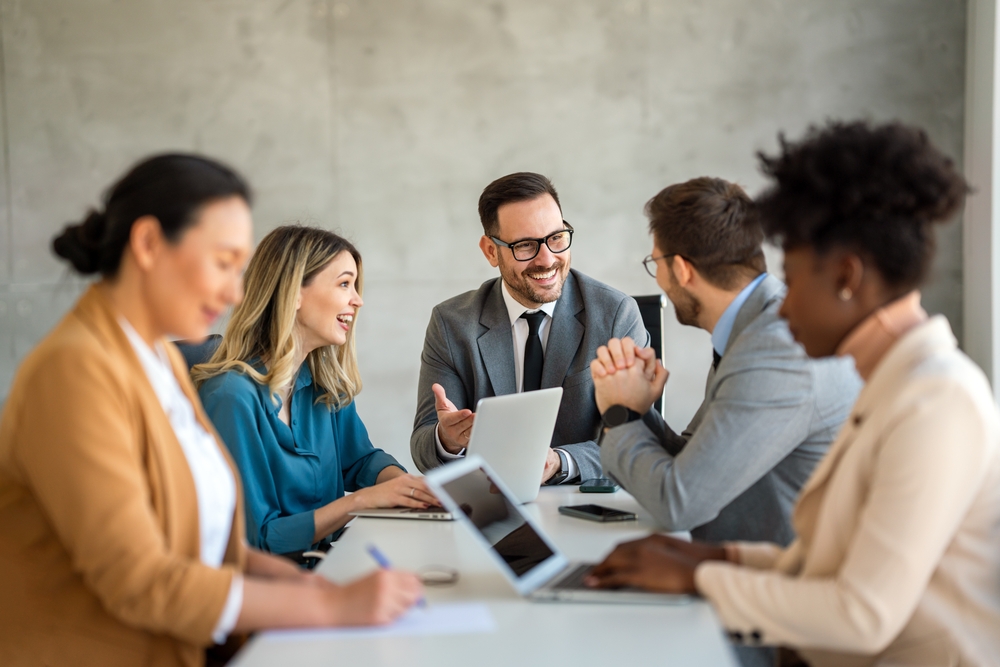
top-left (477, 279), bottom-right (517, 396)
top-left (541, 272), bottom-right (584, 389)
top-left (726, 274), bottom-right (784, 354)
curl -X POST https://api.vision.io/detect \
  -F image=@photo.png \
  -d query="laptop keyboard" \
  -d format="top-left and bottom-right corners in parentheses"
top-left (550, 563), bottom-right (595, 590)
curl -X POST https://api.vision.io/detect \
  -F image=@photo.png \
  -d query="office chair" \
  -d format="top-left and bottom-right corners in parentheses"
top-left (174, 334), bottom-right (223, 370)
top-left (631, 294), bottom-right (666, 415)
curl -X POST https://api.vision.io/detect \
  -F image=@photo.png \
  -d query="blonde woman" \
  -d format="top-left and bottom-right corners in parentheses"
top-left (194, 225), bottom-right (435, 557)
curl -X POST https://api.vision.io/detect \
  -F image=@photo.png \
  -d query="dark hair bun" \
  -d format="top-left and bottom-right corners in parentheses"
top-left (52, 209), bottom-right (108, 275)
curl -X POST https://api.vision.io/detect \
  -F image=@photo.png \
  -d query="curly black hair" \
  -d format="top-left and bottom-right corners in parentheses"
top-left (755, 120), bottom-right (968, 291)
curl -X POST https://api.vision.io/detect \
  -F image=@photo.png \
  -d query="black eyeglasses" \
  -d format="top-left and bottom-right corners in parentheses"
top-left (642, 253), bottom-right (676, 278)
top-left (491, 222), bottom-right (574, 262)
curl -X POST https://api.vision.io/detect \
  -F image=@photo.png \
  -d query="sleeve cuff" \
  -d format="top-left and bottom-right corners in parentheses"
top-left (357, 452), bottom-right (405, 488)
top-left (553, 448), bottom-right (579, 484)
top-left (258, 510), bottom-right (317, 555)
top-left (435, 423), bottom-right (465, 461)
top-left (211, 574), bottom-right (244, 644)
top-left (730, 541), bottom-right (784, 570)
top-left (693, 559), bottom-right (737, 599)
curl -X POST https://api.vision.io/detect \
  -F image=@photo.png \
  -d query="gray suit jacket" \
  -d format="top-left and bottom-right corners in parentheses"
top-left (601, 275), bottom-right (862, 545)
top-left (411, 269), bottom-right (648, 481)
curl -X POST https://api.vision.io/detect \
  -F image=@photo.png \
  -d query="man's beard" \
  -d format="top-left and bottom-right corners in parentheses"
top-left (499, 257), bottom-right (567, 306)
top-left (667, 282), bottom-right (701, 327)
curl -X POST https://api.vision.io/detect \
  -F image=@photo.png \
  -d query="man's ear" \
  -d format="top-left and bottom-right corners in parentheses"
top-left (479, 235), bottom-right (500, 268)
top-left (129, 215), bottom-right (165, 272)
top-left (671, 255), bottom-right (695, 288)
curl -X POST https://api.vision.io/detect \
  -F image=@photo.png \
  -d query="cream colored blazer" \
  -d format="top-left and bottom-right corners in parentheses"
top-left (0, 286), bottom-right (248, 667)
top-left (696, 316), bottom-right (1000, 667)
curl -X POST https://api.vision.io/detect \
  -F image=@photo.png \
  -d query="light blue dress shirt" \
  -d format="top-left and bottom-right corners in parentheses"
top-left (711, 272), bottom-right (768, 357)
top-left (199, 362), bottom-right (403, 554)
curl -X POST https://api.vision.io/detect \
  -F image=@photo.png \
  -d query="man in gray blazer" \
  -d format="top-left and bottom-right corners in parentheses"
top-left (411, 172), bottom-right (648, 483)
top-left (591, 177), bottom-right (861, 546)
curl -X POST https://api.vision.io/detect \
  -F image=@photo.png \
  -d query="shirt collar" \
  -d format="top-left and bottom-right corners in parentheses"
top-left (248, 356), bottom-right (314, 415)
top-left (249, 356), bottom-right (313, 391)
top-left (711, 272), bottom-right (768, 356)
top-left (500, 279), bottom-right (557, 326)
top-left (294, 362), bottom-right (314, 391)
top-left (118, 317), bottom-right (171, 375)
top-left (836, 291), bottom-right (927, 381)
top-left (118, 317), bottom-right (179, 408)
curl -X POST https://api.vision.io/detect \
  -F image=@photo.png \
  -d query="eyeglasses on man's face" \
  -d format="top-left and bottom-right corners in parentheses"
top-left (642, 253), bottom-right (677, 278)
top-left (490, 222), bottom-right (574, 262)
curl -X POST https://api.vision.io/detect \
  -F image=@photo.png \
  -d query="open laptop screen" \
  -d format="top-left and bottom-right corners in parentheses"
top-left (440, 465), bottom-right (554, 577)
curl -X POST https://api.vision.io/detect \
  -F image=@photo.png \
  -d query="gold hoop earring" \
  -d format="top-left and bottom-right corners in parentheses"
top-left (839, 287), bottom-right (853, 301)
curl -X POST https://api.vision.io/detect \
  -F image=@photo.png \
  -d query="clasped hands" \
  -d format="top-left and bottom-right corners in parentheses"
top-left (590, 336), bottom-right (670, 416)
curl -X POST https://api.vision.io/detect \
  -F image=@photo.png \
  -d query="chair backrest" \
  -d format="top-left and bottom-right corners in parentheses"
top-left (174, 334), bottom-right (223, 370)
top-left (631, 294), bottom-right (666, 415)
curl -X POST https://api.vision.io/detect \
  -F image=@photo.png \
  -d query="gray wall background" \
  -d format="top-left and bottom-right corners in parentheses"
top-left (0, 0), bottom-right (966, 471)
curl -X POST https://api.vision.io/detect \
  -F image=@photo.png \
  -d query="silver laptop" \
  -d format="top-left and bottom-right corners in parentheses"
top-left (349, 506), bottom-right (452, 521)
top-left (465, 387), bottom-right (563, 504)
top-left (350, 387), bottom-right (562, 520)
top-left (425, 455), bottom-right (692, 605)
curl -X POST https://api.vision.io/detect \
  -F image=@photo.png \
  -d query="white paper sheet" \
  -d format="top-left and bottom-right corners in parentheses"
top-left (259, 602), bottom-right (496, 642)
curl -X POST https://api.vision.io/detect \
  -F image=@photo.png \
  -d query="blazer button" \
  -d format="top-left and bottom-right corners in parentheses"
top-left (750, 630), bottom-right (762, 644)
top-left (729, 631), bottom-right (744, 643)
top-left (852, 414), bottom-right (863, 426)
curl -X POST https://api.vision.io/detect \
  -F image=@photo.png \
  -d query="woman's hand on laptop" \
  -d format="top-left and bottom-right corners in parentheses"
top-left (433, 383), bottom-right (475, 453)
top-left (584, 534), bottom-right (706, 594)
top-left (352, 473), bottom-right (439, 510)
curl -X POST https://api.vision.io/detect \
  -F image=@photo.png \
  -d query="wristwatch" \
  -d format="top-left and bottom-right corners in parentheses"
top-left (601, 404), bottom-right (642, 429)
top-left (547, 449), bottom-right (570, 485)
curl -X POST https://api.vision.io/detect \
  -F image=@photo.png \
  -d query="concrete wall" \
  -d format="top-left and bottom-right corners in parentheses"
top-left (0, 0), bottom-right (967, 470)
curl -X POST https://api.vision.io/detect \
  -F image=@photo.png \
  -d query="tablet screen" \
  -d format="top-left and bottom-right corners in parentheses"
top-left (440, 465), bottom-right (555, 577)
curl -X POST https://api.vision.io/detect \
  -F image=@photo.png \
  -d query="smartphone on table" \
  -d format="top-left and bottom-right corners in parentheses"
top-left (558, 504), bottom-right (637, 522)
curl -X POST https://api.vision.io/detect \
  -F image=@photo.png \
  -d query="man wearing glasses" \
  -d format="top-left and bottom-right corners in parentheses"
top-left (590, 177), bottom-right (861, 549)
top-left (410, 172), bottom-right (648, 484)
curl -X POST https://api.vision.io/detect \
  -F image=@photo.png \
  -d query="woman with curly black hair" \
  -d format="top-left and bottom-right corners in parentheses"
top-left (587, 121), bottom-right (1000, 666)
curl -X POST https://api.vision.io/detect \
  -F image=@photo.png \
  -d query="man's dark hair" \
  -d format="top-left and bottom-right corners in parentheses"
top-left (478, 172), bottom-right (561, 237)
top-left (756, 120), bottom-right (968, 291)
top-left (646, 177), bottom-right (765, 289)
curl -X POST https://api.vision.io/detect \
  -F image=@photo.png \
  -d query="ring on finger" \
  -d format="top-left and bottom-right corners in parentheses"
top-left (409, 488), bottom-right (415, 498)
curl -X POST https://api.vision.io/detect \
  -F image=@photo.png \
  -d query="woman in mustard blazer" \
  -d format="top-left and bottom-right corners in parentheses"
top-left (0, 155), bottom-right (422, 667)
top-left (587, 122), bottom-right (1000, 666)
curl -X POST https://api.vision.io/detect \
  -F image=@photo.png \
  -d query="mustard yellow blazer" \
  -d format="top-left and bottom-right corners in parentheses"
top-left (0, 285), bottom-right (248, 667)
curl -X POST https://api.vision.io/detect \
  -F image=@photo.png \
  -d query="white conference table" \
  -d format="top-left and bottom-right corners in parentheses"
top-left (232, 486), bottom-right (738, 666)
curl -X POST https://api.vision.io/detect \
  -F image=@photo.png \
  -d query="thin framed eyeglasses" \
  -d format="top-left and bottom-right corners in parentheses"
top-left (490, 222), bottom-right (574, 262)
top-left (642, 253), bottom-right (676, 278)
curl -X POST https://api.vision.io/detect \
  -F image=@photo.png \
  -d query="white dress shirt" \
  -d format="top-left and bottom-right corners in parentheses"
top-left (436, 280), bottom-right (578, 482)
top-left (119, 319), bottom-right (243, 644)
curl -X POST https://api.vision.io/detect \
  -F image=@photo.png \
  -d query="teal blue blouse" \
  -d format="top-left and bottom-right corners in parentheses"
top-left (198, 363), bottom-right (403, 554)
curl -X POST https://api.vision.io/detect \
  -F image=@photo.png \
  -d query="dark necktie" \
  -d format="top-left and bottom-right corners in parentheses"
top-left (521, 311), bottom-right (546, 392)
top-left (712, 349), bottom-right (722, 371)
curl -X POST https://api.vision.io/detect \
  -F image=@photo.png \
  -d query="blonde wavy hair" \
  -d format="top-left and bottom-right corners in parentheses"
top-left (192, 225), bottom-right (363, 408)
